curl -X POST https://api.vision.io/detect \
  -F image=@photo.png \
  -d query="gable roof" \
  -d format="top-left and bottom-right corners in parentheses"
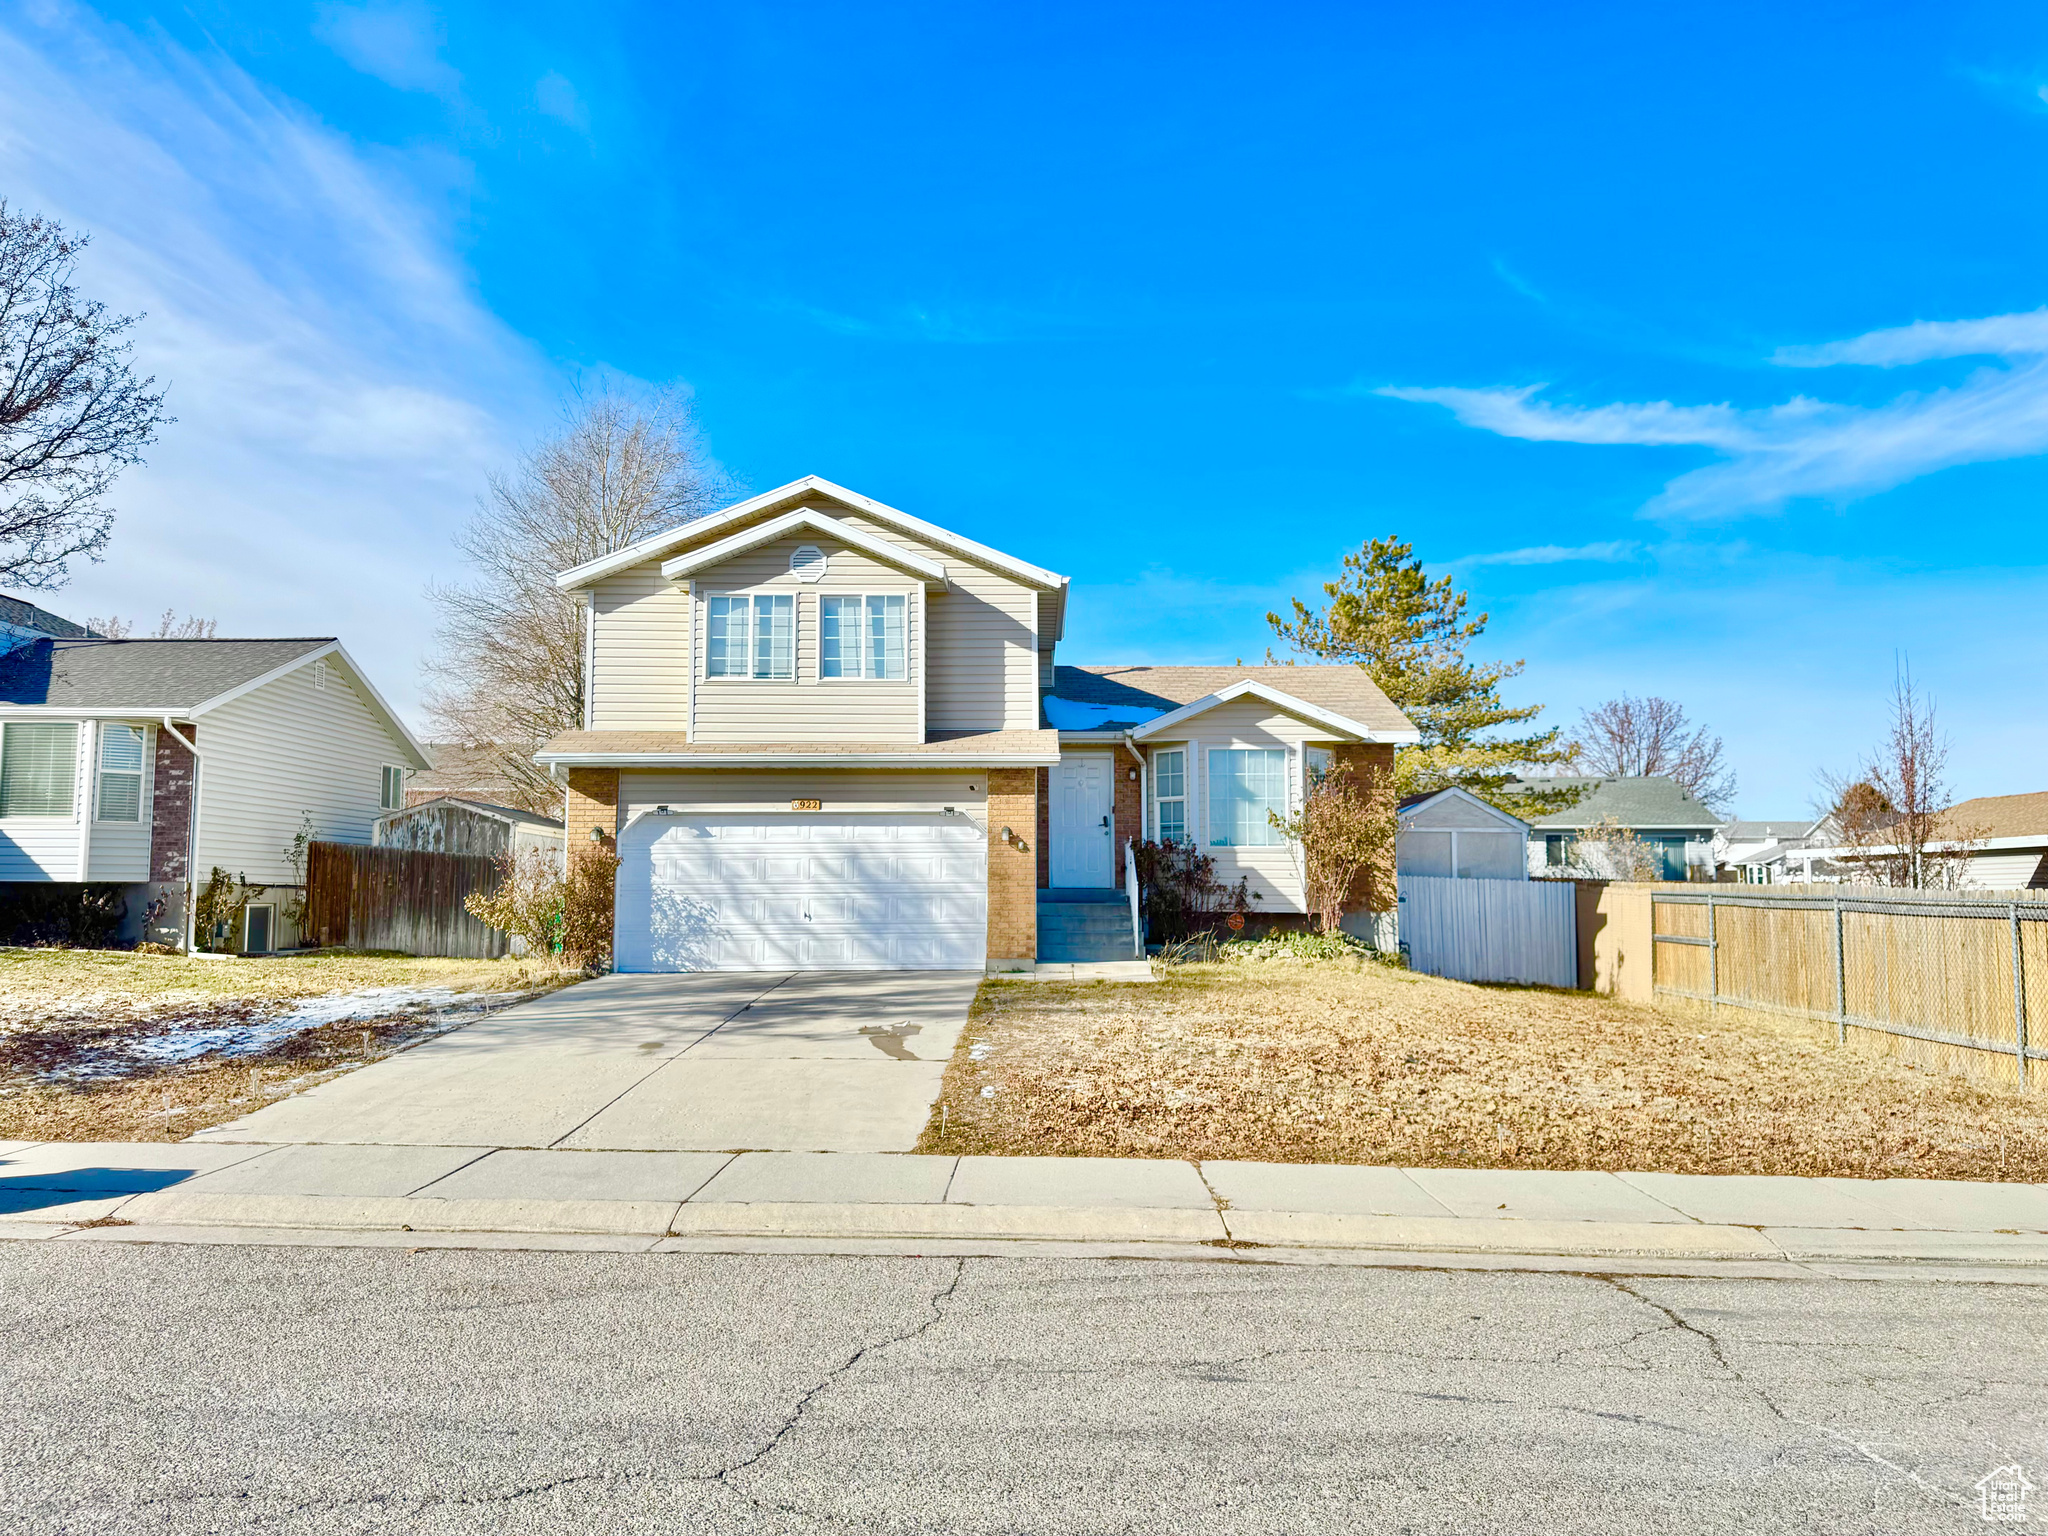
top-left (554, 476), bottom-right (1068, 616)
top-left (0, 637), bottom-right (429, 767)
top-left (658, 508), bottom-right (948, 586)
top-left (380, 795), bottom-right (564, 832)
top-left (1056, 664), bottom-right (1417, 740)
top-left (0, 595), bottom-right (93, 640)
top-left (1514, 775), bottom-right (1725, 831)
top-left (1398, 786), bottom-right (1530, 830)
top-left (1940, 791), bottom-right (2048, 842)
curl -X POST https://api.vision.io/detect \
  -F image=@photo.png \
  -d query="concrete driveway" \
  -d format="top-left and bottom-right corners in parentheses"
top-left (189, 972), bottom-right (980, 1154)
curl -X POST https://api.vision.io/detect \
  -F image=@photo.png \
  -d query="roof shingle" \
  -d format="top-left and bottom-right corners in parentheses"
top-left (1052, 664), bottom-right (1413, 734)
top-left (0, 638), bottom-right (332, 709)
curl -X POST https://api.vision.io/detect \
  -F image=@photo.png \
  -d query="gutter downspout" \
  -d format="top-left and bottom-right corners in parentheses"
top-left (160, 718), bottom-right (203, 953)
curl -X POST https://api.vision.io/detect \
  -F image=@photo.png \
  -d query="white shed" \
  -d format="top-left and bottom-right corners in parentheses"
top-left (373, 796), bottom-right (566, 864)
top-left (1397, 787), bottom-right (1529, 880)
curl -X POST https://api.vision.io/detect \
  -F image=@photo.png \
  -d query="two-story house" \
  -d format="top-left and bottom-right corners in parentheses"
top-left (541, 477), bottom-right (1418, 973)
top-left (0, 621), bottom-right (430, 950)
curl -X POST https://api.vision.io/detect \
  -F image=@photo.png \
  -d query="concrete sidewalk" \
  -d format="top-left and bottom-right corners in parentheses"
top-left (3, 1140), bottom-right (2046, 1274)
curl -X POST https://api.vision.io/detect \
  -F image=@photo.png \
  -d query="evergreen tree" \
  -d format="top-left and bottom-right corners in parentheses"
top-left (1267, 536), bottom-right (1579, 811)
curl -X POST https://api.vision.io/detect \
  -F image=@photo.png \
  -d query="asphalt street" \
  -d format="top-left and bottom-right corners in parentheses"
top-left (2, 1243), bottom-right (2042, 1534)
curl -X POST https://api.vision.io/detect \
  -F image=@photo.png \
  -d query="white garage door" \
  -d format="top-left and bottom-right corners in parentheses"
top-left (615, 812), bottom-right (988, 972)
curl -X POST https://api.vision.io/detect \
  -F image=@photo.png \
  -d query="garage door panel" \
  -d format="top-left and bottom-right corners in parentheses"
top-left (617, 812), bottom-right (988, 974)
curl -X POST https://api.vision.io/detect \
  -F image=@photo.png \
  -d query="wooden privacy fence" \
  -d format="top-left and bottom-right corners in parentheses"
top-left (306, 841), bottom-right (508, 958)
top-left (1400, 875), bottom-right (1577, 988)
top-left (1652, 887), bottom-right (2048, 1091)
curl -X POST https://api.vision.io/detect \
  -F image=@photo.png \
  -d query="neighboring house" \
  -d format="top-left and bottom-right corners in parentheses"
top-left (1714, 818), bottom-right (1822, 885)
top-left (407, 742), bottom-right (532, 808)
top-left (375, 796), bottom-right (567, 863)
top-left (0, 594), bottom-right (96, 645)
top-left (1514, 775), bottom-right (1725, 881)
top-left (1789, 791), bottom-right (2048, 889)
top-left (0, 629), bottom-right (430, 950)
top-left (538, 475), bottom-right (1419, 973)
top-left (1395, 787), bottom-right (1529, 880)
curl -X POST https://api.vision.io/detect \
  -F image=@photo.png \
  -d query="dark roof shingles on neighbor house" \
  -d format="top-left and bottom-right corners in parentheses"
top-left (0, 638), bottom-right (331, 710)
top-left (1053, 664), bottom-right (1414, 734)
top-left (1514, 774), bottom-right (1724, 832)
top-left (0, 595), bottom-right (94, 639)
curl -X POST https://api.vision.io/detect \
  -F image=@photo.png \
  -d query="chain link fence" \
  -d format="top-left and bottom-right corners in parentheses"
top-left (1652, 886), bottom-right (2048, 1092)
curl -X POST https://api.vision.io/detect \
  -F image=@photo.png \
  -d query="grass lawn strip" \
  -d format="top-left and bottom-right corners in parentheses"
top-left (916, 956), bottom-right (2048, 1182)
top-left (0, 948), bottom-right (581, 1143)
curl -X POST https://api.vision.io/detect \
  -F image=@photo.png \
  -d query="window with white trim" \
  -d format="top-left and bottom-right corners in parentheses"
top-left (1153, 749), bottom-right (1187, 844)
top-left (819, 594), bottom-right (907, 679)
top-left (706, 593), bottom-right (795, 680)
top-left (1207, 748), bottom-right (1287, 847)
top-left (381, 765), bottom-right (405, 810)
top-left (97, 724), bottom-right (146, 823)
top-left (0, 722), bottom-right (78, 817)
top-left (1306, 746), bottom-right (1334, 784)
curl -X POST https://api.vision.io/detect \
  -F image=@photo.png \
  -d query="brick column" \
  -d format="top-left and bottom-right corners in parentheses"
top-left (146, 724), bottom-right (198, 949)
top-left (1112, 751), bottom-right (1142, 872)
top-left (1332, 743), bottom-right (1397, 913)
top-left (564, 767), bottom-right (621, 845)
top-left (1034, 766), bottom-right (1050, 889)
top-left (986, 767), bottom-right (1038, 967)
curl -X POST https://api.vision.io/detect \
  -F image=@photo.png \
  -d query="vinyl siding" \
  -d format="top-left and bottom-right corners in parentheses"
top-left (588, 567), bottom-right (693, 730)
top-left (838, 513), bottom-right (1039, 732)
top-left (0, 716), bottom-right (92, 881)
top-left (192, 656), bottom-right (417, 885)
top-left (1960, 851), bottom-right (2048, 890)
top-left (620, 768), bottom-right (987, 829)
top-left (87, 722), bottom-right (155, 882)
top-left (688, 536), bottom-right (923, 743)
top-left (1144, 701), bottom-right (1346, 914)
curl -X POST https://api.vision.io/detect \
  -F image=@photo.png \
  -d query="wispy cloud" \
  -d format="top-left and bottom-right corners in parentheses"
top-left (534, 70), bottom-right (590, 132)
top-left (1452, 540), bottom-right (1642, 567)
top-left (314, 0), bottom-right (460, 96)
top-left (0, 5), bottom-right (553, 719)
top-left (1381, 308), bottom-right (2048, 517)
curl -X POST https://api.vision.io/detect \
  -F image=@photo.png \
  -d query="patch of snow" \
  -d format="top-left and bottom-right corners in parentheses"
top-left (1042, 696), bottom-right (1166, 731)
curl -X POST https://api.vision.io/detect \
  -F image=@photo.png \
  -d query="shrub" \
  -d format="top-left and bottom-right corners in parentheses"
top-left (1267, 762), bottom-right (1396, 933)
top-left (464, 848), bottom-right (567, 955)
top-left (0, 883), bottom-right (129, 947)
top-left (562, 845), bottom-right (621, 970)
top-left (1133, 838), bottom-right (1258, 943)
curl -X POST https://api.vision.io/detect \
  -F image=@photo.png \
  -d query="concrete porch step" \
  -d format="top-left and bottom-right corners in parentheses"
top-left (1037, 894), bottom-right (1137, 962)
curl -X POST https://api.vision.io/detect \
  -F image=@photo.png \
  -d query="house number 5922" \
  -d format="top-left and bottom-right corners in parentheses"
top-left (791, 798), bottom-right (823, 811)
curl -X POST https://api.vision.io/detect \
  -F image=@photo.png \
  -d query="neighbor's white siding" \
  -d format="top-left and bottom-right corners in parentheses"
top-left (86, 721), bottom-right (156, 882)
top-left (192, 655), bottom-right (417, 885)
top-left (588, 566), bottom-right (692, 730)
top-left (687, 536), bottom-right (923, 744)
top-left (0, 716), bottom-right (91, 882)
top-left (1960, 851), bottom-right (2048, 890)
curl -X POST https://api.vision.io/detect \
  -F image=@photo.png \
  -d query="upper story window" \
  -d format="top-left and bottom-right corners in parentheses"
top-left (706, 594), bottom-right (794, 680)
top-left (1207, 747), bottom-right (1286, 847)
top-left (381, 765), bottom-right (406, 810)
top-left (1153, 749), bottom-right (1187, 844)
top-left (0, 722), bottom-right (78, 817)
top-left (96, 725), bottom-right (146, 823)
top-left (819, 594), bottom-right (907, 680)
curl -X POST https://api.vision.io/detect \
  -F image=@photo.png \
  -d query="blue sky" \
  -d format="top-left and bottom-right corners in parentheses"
top-left (4, 0), bottom-right (2046, 813)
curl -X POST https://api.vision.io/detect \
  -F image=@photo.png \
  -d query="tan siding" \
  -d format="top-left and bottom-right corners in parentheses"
top-left (838, 513), bottom-right (1040, 733)
top-left (620, 768), bottom-right (987, 828)
top-left (1143, 702), bottom-right (1348, 914)
top-left (192, 658), bottom-right (417, 885)
top-left (688, 535), bottom-right (923, 743)
top-left (589, 567), bottom-right (692, 730)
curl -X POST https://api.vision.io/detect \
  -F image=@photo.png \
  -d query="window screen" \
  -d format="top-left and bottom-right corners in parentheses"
top-left (0, 723), bottom-right (78, 817)
top-left (97, 725), bottom-right (145, 823)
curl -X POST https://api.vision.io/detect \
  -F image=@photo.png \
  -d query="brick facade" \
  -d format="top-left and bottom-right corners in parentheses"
top-left (1034, 766), bottom-right (1049, 889)
top-left (564, 767), bottom-right (621, 846)
top-left (986, 767), bottom-right (1037, 964)
top-left (1332, 741), bottom-right (1398, 913)
top-left (148, 724), bottom-right (196, 883)
top-left (1112, 750), bottom-right (1142, 876)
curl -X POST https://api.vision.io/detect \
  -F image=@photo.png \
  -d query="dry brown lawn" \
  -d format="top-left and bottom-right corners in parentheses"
top-left (915, 957), bottom-right (2048, 1181)
top-left (0, 947), bottom-right (581, 1142)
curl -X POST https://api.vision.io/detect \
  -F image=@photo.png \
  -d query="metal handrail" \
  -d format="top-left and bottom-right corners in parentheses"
top-left (1125, 841), bottom-right (1142, 959)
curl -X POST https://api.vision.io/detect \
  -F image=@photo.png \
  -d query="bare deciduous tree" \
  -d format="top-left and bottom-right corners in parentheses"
top-left (1268, 762), bottom-right (1397, 932)
top-left (1819, 665), bottom-right (1982, 888)
top-left (1559, 817), bottom-right (1666, 882)
top-left (84, 609), bottom-right (218, 639)
top-left (1, 202), bottom-right (171, 591)
top-left (425, 386), bottom-right (732, 813)
top-left (1576, 693), bottom-right (1735, 810)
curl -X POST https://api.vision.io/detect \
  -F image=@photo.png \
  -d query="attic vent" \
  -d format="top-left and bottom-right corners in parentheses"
top-left (312, 659), bottom-right (327, 690)
top-left (789, 544), bottom-right (828, 583)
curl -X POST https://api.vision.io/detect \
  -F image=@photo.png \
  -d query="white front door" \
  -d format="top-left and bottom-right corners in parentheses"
top-left (1050, 754), bottom-right (1114, 887)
